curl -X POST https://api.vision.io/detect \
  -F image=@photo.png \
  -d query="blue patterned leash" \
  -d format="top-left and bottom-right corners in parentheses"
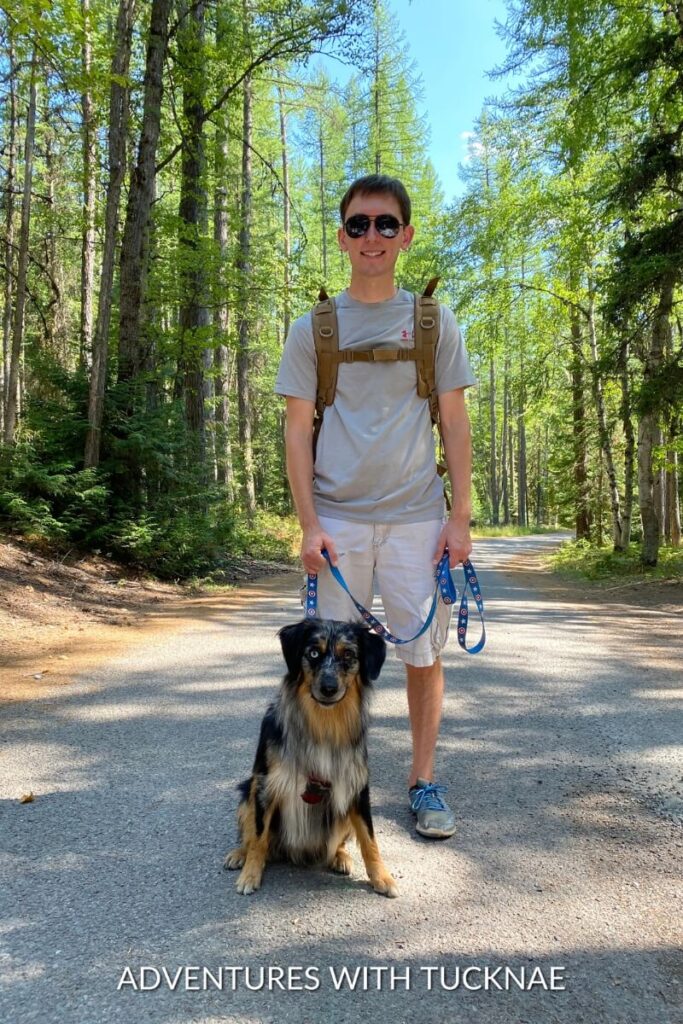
top-left (304, 548), bottom-right (486, 654)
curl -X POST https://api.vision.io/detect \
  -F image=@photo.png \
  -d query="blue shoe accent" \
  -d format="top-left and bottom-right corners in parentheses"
top-left (409, 777), bottom-right (456, 838)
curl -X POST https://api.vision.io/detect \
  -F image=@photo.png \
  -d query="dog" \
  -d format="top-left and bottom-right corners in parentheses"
top-left (224, 618), bottom-right (398, 898)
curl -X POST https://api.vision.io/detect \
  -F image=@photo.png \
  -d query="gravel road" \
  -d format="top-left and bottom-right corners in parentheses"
top-left (1, 534), bottom-right (681, 1024)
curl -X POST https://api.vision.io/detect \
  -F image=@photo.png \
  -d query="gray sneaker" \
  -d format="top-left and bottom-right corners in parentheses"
top-left (409, 777), bottom-right (456, 838)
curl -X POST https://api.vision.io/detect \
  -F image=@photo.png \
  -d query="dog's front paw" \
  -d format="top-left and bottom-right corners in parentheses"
top-left (370, 871), bottom-right (399, 898)
top-left (223, 847), bottom-right (245, 870)
top-left (329, 848), bottom-right (353, 875)
top-left (236, 865), bottom-right (263, 895)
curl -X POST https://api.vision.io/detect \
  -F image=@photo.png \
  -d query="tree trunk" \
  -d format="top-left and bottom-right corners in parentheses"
top-left (278, 85), bottom-right (291, 341)
top-left (4, 47), bottom-right (37, 445)
top-left (588, 294), bottom-right (623, 549)
top-left (118, 0), bottom-right (172, 385)
top-left (84, 0), bottom-right (135, 468)
top-left (80, 0), bottom-right (97, 369)
top-left (178, 0), bottom-right (210, 464)
top-left (1, 29), bottom-right (17, 438)
top-left (489, 348), bottom-right (499, 524)
top-left (638, 274), bottom-right (675, 565)
top-left (213, 96), bottom-right (234, 497)
top-left (569, 297), bottom-right (590, 539)
top-left (44, 129), bottom-right (67, 359)
top-left (373, 9), bottom-right (381, 173)
top-left (665, 426), bottom-right (681, 547)
top-left (318, 122), bottom-right (327, 281)
top-left (617, 338), bottom-right (635, 549)
top-left (278, 82), bottom-right (291, 509)
top-left (236, 73), bottom-right (257, 520)
top-left (501, 354), bottom-right (509, 525)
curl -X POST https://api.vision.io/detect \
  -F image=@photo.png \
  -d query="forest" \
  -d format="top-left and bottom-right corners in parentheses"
top-left (0, 0), bottom-right (681, 578)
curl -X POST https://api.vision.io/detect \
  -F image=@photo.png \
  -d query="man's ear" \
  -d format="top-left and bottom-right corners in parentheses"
top-left (401, 224), bottom-right (415, 250)
top-left (278, 620), bottom-right (315, 679)
top-left (338, 224), bottom-right (348, 253)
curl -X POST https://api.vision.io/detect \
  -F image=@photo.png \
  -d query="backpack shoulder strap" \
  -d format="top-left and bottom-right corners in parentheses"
top-left (312, 288), bottom-right (340, 416)
top-left (414, 277), bottom-right (441, 424)
top-left (311, 288), bottom-right (339, 453)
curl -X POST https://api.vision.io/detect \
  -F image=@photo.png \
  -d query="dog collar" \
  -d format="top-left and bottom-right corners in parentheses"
top-left (301, 775), bottom-right (332, 804)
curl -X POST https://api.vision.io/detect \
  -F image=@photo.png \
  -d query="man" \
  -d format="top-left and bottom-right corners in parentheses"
top-left (274, 174), bottom-right (476, 839)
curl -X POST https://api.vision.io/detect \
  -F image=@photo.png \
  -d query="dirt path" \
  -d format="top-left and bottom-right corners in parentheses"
top-left (0, 538), bottom-right (288, 702)
top-left (0, 534), bottom-right (681, 1024)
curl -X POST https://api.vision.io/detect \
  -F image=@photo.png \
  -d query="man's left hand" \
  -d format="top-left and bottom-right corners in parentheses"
top-left (433, 516), bottom-right (472, 569)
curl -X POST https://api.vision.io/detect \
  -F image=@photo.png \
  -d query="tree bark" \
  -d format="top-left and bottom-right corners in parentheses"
top-left (236, 73), bottom-right (257, 520)
top-left (80, 0), bottom-right (97, 369)
top-left (638, 273), bottom-right (675, 565)
top-left (489, 346), bottom-right (499, 524)
top-left (278, 82), bottom-right (291, 509)
top-left (84, 0), bottom-right (135, 468)
top-left (617, 338), bottom-right (635, 549)
top-left (177, 0), bottom-right (210, 464)
top-left (1, 29), bottom-right (17, 438)
top-left (213, 96), bottom-right (234, 497)
top-left (118, 0), bottom-right (172, 385)
top-left (501, 353), bottom-right (509, 525)
top-left (4, 47), bottom-right (37, 445)
top-left (588, 294), bottom-right (622, 549)
top-left (569, 296), bottom-right (590, 539)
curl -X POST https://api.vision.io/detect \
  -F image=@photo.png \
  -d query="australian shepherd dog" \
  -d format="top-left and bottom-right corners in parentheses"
top-left (224, 618), bottom-right (398, 898)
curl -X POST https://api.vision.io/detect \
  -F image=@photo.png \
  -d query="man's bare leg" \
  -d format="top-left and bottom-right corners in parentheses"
top-left (405, 658), bottom-right (444, 788)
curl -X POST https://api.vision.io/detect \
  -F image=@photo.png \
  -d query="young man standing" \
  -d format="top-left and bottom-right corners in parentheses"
top-left (274, 174), bottom-right (476, 838)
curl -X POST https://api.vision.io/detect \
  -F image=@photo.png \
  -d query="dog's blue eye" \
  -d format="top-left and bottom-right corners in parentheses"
top-left (308, 649), bottom-right (321, 660)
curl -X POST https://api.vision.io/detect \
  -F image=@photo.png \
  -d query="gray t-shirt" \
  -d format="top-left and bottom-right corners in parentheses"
top-left (274, 288), bottom-right (476, 524)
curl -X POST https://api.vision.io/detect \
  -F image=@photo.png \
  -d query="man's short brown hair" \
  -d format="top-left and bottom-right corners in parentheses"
top-left (339, 174), bottom-right (411, 226)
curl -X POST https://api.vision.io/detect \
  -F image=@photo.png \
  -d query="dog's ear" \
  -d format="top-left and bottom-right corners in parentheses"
top-left (278, 620), bottom-right (315, 679)
top-left (359, 627), bottom-right (386, 681)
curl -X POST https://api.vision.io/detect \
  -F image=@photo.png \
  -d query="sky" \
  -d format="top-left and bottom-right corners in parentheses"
top-left (317, 0), bottom-right (512, 203)
top-left (386, 0), bottom-right (511, 200)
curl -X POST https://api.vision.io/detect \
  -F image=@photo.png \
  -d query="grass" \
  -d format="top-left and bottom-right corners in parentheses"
top-left (471, 524), bottom-right (570, 538)
top-left (548, 539), bottom-right (683, 585)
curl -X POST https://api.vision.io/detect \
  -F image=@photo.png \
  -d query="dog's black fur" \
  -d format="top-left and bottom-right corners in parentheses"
top-left (224, 618), bottom-right (398, 897)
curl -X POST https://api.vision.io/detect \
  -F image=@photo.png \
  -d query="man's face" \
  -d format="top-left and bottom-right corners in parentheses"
top-left (338, 192), bottom-right (414, 281)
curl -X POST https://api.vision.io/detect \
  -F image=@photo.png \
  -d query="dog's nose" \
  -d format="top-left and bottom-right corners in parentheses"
top-left (319, 676), bottom-right (339, 698)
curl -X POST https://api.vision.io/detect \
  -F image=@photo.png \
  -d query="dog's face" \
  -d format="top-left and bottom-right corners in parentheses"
top-left (278, 619), bottom-right (386, 706)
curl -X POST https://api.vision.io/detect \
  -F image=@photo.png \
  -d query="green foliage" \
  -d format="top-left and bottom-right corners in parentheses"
top-left (2, 0), bottom-right (681, 582)
top-left (550, 539), bottom-right (683, 583)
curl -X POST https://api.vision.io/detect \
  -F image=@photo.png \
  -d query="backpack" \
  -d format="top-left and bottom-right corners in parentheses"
top-left (311, 277), bottom-right (448, 488)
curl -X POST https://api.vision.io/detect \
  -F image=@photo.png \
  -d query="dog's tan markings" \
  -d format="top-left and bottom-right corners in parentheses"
top-left (349, 807), bottom-right (399, 898)
top-left (298, 679), bottom-right (363, 747)
top-left (329, 839), bottom-right (353, 875)
top-left (223, 847), bottom-right (245, 870)
top-left (235, 800), bottom-right (277, 895)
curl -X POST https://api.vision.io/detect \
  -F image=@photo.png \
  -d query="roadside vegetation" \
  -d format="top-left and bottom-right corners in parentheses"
top-left (549, 539), bottom-right (683, 586)
top-left (0, 0), bottom-right (680, 579)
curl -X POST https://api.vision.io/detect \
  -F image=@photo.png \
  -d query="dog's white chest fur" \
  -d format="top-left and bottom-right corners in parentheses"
top-left (266, 746), bottom-right (368, 861)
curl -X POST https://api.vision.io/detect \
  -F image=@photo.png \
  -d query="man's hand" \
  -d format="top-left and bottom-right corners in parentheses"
top-left (433, 515), bottom-right (472, 569)
top-left (301, 526), bottom-right (339, 575)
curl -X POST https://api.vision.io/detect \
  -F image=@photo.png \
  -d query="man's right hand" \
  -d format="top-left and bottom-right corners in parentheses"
top-left (301, 527), bottom-right (339, 575)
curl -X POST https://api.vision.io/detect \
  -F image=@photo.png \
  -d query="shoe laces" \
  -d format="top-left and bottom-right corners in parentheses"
top-left (411, 782), bottom-right (448, 813)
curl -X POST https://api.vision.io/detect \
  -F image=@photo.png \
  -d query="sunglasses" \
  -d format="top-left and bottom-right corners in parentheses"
top-left (343, 213), bottom-right (404, 238)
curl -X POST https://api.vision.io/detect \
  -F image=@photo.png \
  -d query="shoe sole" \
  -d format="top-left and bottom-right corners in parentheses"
top-left (415, 823), bottom-right (456, 839)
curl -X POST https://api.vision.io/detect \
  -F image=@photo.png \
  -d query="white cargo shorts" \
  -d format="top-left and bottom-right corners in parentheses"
top-left (303, 516), bottom-right (453, 668)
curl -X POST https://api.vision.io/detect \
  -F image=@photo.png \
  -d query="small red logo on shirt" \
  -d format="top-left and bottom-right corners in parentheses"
top-left (401, 329), bottom-right (413, 339)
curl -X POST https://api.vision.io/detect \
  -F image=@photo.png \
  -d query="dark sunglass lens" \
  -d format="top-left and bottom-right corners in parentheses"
top-left (375, 215), bottom-right (401, 237)
top-left (345, 215), bottom-right (370, 237)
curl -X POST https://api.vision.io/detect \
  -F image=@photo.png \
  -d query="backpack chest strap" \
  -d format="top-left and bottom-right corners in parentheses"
top-left (336, 348), bottom-right (417, 363)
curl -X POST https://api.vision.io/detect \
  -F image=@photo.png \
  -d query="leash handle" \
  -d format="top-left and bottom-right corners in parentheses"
top-left (305, 549), bottom-right (485, 654)
top-left (457, 559), bottom-right (486, 654)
